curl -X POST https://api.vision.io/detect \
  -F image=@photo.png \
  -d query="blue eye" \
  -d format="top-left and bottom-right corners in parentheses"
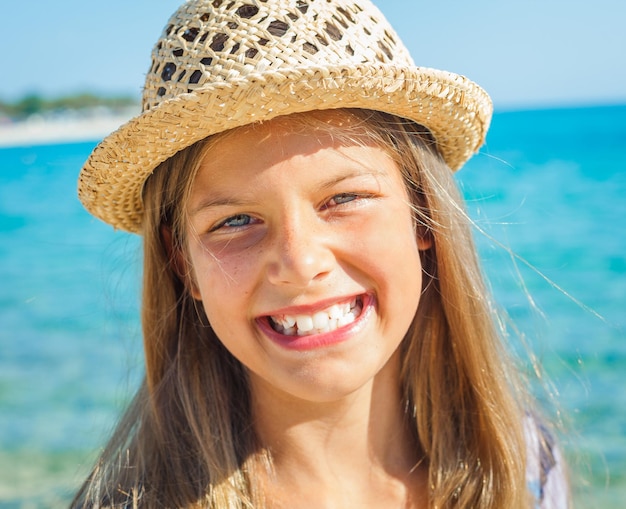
top-left (330, 193), bottom-right (357, 205)
top-left (223, 214), bottom-right (252, 227)
top-left (210, 214), bottom-right (254, 232)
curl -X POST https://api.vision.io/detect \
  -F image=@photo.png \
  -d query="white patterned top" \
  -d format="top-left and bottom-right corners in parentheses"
top-left (525, 416), bottom-right (570, 508)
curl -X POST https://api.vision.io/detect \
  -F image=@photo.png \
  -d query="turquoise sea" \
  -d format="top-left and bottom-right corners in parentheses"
top-left (1, 104), bottom-right (625, 508)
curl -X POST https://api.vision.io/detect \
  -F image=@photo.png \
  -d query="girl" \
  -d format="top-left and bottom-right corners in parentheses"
top-left (74, 0), bottom-right (568, 507)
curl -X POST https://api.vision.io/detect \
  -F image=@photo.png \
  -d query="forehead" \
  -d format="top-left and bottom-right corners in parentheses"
top-left (188, 110), bottom-right (403, 206)
top-left (214, 109), bottom-right (381, 150)
top-left (199, 110), bottom-right (388, 171)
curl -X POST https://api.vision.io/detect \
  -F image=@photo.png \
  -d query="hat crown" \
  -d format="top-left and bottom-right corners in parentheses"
top-left (143, 0), bottom-right (414, 111)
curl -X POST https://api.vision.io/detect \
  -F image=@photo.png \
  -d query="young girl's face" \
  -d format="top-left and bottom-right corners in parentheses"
top-left (185, 112), bottom-right (428, 404)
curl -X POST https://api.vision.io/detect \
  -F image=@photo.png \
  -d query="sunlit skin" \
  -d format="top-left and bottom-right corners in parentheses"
top-left (185, 112), bottom-right (430, 507)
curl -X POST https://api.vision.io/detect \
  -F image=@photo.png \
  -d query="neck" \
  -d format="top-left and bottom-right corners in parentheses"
top-left (249, 351), bottom-right (427, 508)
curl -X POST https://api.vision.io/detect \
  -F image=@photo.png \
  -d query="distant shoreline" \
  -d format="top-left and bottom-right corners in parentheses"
top-left (2, 102), bottom-right (623, 149)
top-left (0, 112), bottom-right (135, 148)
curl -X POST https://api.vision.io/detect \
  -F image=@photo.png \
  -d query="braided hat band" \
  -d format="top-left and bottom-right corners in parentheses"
top-left (78, 0), bottom-right (492, 233)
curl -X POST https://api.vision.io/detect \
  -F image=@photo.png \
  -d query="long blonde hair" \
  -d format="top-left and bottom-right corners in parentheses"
top-left (73, 109), bottom-right (533, 508)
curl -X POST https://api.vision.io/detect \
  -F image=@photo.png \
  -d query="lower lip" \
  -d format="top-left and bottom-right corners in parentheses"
top-left (257, 294), bottom-right (374, 352)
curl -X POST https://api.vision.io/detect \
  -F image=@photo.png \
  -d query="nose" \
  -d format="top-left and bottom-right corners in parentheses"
top-left (265, 212), bottom-right (335, 287)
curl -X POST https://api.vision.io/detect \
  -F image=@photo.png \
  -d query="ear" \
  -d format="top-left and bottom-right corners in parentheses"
top-left (417, 231), bottom-right (432, 251)
top-left (160, 224), bottom-right (202, 301)
top-left (414, 220), bottom-right (433, 251)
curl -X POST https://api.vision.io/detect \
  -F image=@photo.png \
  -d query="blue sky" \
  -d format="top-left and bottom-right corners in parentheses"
top-left (2, 0), bottom-right (625, 109)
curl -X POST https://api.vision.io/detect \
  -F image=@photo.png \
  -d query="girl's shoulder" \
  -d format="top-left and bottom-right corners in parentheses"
top-left (524, 415), bottom-right (570, 509)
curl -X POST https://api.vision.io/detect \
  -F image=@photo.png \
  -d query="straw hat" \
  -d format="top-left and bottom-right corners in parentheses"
top-left (78, 0), bottom-right (492, 233)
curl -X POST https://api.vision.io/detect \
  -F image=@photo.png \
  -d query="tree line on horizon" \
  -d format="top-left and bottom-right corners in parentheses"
top-left (0, 93), bottom-right (139, 121)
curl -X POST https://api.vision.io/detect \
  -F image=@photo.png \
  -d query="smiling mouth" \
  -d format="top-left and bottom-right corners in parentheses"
top-left (267, 296), bottom-right (364, 337)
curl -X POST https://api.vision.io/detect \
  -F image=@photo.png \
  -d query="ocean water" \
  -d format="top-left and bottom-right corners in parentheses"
top-left (1, 104), bottom-right (625, 507)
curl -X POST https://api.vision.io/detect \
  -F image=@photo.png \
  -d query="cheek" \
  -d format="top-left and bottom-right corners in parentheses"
top-left (363, 208), bottom-right (421, 268)
top-left (187, 241), bottom-right (265, 341)
top-left (189, 239), bottom-right (262, 297)
top-left (366, 210), bottom-right (423, 317)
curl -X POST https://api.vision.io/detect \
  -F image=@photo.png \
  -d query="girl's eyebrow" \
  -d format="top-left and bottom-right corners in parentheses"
top-left (190, 196), bottom-right (258, 216)
top-left (190, 166), bottom-right (385, 216)
top-left (316, 167), bottom-right (384, 191)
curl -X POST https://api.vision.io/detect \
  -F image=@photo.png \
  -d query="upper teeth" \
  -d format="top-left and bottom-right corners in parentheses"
top-left (270, 297), bottom-right (362, 336)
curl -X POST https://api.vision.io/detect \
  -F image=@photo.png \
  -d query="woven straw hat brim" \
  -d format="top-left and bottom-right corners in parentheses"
top-left (79, 63), bottom-right (491, 234)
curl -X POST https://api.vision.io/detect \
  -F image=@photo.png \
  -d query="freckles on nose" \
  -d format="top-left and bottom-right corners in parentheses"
top-left (266, 223), bottom-right (334, 285)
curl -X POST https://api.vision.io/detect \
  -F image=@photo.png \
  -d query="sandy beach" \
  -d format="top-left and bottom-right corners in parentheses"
top-left (0, 111), bottom-right (136, 148)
